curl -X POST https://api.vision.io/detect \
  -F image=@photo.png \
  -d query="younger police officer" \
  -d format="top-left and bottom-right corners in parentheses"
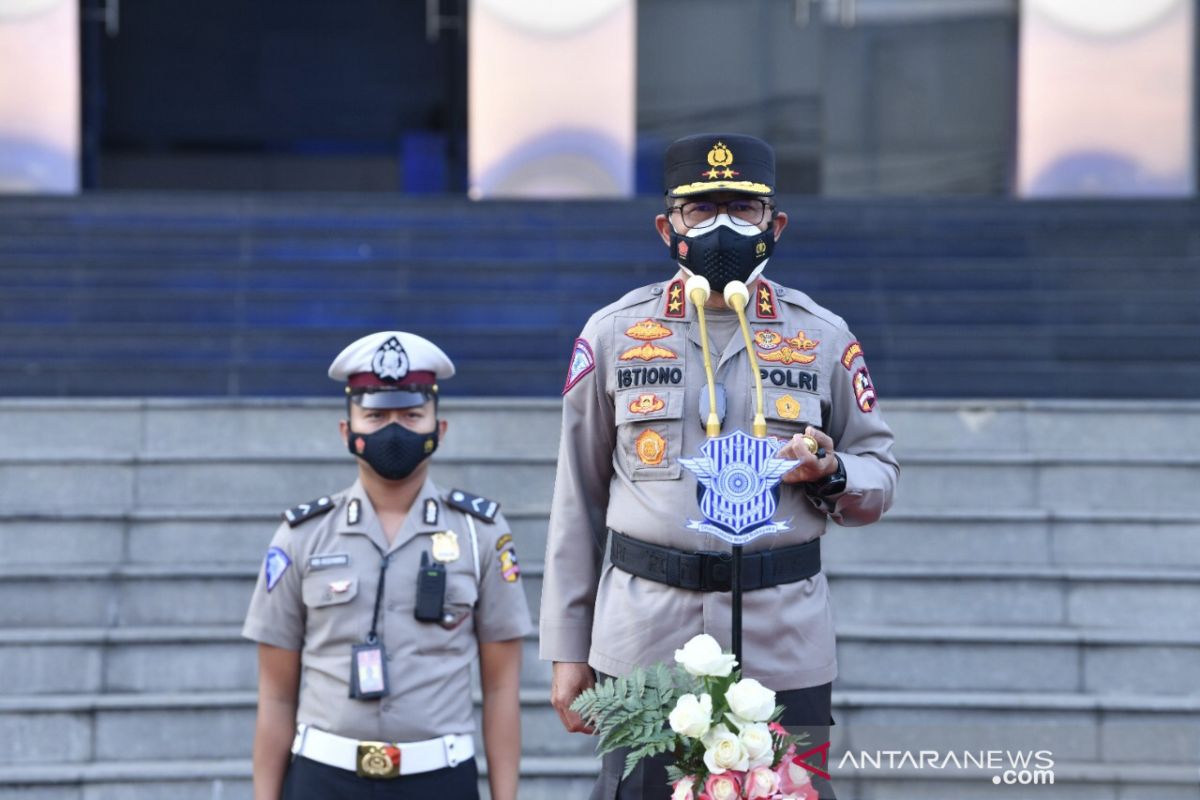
top-left (244, 331), bottom-right (532, 800)
top-left (542, 135), bottom-right (900, 799)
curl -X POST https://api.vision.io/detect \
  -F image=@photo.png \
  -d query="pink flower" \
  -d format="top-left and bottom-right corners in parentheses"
top-left (768, 722), bottom-right (789, 736)
top-left (701, 770), bottom-right (743, 800)
top-left (744, 765), bottom-right (781, 799)
top-left (776, 755), bottom-right (818, 798)
top-left (671, 775), bottom-right (697, 800)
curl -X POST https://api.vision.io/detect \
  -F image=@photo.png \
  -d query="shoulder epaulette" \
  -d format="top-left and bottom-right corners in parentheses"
top-left (282, 495), bottom-right (336, 528)
top-left (445, 489), bottom-right (500, 523)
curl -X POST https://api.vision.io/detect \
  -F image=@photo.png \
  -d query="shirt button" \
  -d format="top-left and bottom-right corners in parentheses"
top-left (652, 286), bottom-right (663, 296)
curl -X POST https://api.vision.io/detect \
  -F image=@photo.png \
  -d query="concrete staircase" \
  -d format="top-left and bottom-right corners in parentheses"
top-left (1, 398), bottom-right (1198, 799)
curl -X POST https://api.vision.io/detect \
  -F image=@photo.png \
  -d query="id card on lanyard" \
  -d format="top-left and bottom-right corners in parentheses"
top-left (349, 553), bottom-right (391, 700)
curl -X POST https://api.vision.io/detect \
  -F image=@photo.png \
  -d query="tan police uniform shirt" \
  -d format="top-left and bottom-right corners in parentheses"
top-left (243, 476), bottom-right (533, 742)
top-left (540, 275), bottom-right (899, 690)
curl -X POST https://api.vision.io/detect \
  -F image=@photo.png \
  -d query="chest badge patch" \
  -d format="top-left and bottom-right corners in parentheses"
top-left (635, 429), bottom-right (667, 466)
top-left (329, 579), bottom-right (352, 594)
top-left (619, 343), bottom-right (678, 362)
top-left (628, 393), bottom-right (666, 415)
top-left (775, 394), bottom-right (802, 420)
top-left (758, 330), bottom-right (820, 365)
top-left (431, 531), bottom-right (461, 563)
top-left (625, 319), bottom-right (672, 341)
top-left (754, 330), bottom-right (783, 351)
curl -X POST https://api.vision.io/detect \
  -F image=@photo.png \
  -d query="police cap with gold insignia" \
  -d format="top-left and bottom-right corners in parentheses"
top-left (328, 331), bottom-right (455, 409)
top-left (665, 133), bottom-right (775, 198)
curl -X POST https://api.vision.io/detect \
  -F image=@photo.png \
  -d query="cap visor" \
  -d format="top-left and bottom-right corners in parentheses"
top-left (669, 180), bottom-right (774, 197)
top-left (357, 389), bottom-right (432, 409)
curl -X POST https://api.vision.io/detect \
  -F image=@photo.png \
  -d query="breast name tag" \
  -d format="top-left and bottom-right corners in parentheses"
top-left (431, 531), bottom-right (460, 563)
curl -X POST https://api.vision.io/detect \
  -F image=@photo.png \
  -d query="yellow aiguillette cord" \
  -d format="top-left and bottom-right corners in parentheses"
top-left (688, 283), bottom-right (722, 439)
top-left (727, 285), bottom-right (768, 438)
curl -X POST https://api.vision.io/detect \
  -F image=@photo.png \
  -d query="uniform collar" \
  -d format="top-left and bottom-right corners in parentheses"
top-left (337, 475), bottom-right (444, 555)
top-left (655, 275), bottom-right (782, 322)
top-left (663, 277), bottom-right (783, 364)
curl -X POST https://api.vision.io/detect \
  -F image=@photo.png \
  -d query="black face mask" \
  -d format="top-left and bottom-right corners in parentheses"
top-left (670, 220), bottom-right (775, 293)
top-left (347, 422), bottom-right (438, 481)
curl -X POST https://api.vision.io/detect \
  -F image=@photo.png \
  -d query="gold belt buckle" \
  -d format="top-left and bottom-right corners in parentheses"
top-left (356, 741), bottom-right (401, 779)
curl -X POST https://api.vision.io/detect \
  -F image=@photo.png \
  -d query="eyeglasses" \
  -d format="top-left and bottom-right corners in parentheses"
top-left (668, 198), bottom-right (773, 230)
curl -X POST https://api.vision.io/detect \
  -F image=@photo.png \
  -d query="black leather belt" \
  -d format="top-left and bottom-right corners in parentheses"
top-left (609, 531), bottom-right (821, 592)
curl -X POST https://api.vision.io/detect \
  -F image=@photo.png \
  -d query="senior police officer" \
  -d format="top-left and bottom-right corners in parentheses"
top-left (243, 331), bottom-right (532, 800)
top-left (541, 134), bottom-right (900, 799)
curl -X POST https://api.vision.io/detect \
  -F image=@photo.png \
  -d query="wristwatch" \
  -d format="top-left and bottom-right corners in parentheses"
top-left (805, 454), bottom-right (846, 499)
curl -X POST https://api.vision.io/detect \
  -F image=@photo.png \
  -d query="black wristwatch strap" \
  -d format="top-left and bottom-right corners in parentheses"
top-left (806, 454), bottom-right (847, 499)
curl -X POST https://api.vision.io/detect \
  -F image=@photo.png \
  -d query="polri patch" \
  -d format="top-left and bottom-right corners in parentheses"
top-left (264, 547), bottom-right (291, 592)
top-left (447, 489), bottom-right (499, 522)
top-left (423, 498), bottom-right (439, 526)
top-left (308, 553), bottom-right (350, 571)
top-left (563, 338), bottom-right (595, 395)
top-left (495, 533), bottom-right (513, 551)
top-left (346, 498), bottom-right (361, 526)
top-left (283, 496), bottom-right (335, 528)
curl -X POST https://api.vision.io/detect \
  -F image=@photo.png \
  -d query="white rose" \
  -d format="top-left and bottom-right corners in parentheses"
top-left (702, 724), bottom-right (750, 774)
top-left (674, 634), bottom-right (737, 678)
top-left (738, 722), bottom-right (775, 769)
top-left (668, 693), bottom-right (713, 739)
top-left (725, 677), bottom-right (776, 722)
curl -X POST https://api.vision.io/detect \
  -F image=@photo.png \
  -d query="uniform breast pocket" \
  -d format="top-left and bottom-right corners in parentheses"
top-left (301, 573), bottom-right (361, 646)
top-left (615, 388), bottom-right (685, 480)
top-left (302, 574), bottom-right (359, 610)
top-left (762, 388), bottom-right (825, 441)
top-left (416, 572), bottom-right (478, 654)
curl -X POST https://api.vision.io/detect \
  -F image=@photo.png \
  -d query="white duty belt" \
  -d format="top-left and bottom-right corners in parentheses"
top-left (291, 723), bottom-right (474, 779)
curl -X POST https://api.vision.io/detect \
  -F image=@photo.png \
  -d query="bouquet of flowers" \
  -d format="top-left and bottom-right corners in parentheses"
top-left (570, 634), bottom-right (820, 800)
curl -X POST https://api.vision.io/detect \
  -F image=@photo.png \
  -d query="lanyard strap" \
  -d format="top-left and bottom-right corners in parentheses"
top-left (365, 553), bottom-right (390, 644)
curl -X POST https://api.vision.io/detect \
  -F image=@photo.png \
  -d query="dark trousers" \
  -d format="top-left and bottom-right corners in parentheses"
top-left (282, 755), bottom-right (480, 800)
top-left (590, 675), bottom-right (836, 800)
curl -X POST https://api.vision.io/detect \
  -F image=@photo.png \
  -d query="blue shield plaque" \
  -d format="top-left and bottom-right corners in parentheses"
top-left (680, 430), bottom-right (800, 545)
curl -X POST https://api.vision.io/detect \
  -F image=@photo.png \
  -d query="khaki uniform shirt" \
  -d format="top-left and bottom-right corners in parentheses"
top-left (540, 276), bottom-right (899, 690)
top-left (243, 476), bottom-right (533, 742)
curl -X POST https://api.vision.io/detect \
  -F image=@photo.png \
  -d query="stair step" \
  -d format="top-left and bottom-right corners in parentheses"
top-left (0, 624), bottom-right (1195, 696)
top-left (2, 562), bottom-right (1197, 630)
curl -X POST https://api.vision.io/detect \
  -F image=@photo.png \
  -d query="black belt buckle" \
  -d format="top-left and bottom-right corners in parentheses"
top-left (697, 551), bottom-right (733, 592)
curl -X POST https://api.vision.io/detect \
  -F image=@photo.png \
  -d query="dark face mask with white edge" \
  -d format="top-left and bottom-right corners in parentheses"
top-left (669, 213), bottom-right (775, 293)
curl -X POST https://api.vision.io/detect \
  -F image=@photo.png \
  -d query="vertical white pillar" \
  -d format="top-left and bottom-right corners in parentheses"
top-left (1018, 0), bottom-right (1194, 197)
top-left (0, 0), bottom-right (80, 194)
top-left (468, 0), bottom-right (636, 199)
